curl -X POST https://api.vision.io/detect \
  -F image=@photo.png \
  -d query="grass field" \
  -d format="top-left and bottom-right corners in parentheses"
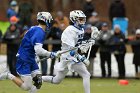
top-left (0, 78), bottom-right (139, 93)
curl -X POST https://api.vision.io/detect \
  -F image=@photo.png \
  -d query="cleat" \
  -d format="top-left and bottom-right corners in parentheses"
top-left (33, 74), bottom-right (42, 89)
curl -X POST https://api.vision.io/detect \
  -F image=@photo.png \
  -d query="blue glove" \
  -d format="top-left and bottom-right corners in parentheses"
top-left (50, 52), bottom-right (56, 59)
top-left (50, 51), bottom-right (61, 59)
top-left (70, 50), bottom-right (76, 56)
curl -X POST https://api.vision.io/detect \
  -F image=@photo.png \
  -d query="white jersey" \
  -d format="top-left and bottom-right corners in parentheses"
top-left (61, 25), bottom-right (84, 50)
top-left (55, 25), bottom-right (85, 71)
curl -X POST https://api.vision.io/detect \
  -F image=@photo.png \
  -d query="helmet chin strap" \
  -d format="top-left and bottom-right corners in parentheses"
top-left (78, 24), bottom-right (85, 28)
top-left (74, 22), bottom-right (85, 30)
top-left (45, 21), bottom-right (51, 31)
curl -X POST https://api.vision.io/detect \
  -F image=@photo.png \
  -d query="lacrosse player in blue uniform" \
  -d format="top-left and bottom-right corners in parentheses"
top-left (0, 12), bottom-right (59, 93)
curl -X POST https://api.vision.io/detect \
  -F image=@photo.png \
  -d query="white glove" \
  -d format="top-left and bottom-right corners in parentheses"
top-left (88, 39), bottom-right (95, 46)
top-left (91, 26), bottom-right (100, 39)
top-left (76, 54), bottom-right (90, 66)
top-left (80, 44), bottom-right (89, 53)
top-left (79, 40), bottom-right (95, 53)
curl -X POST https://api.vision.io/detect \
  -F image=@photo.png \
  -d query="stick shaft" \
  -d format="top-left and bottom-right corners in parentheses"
top-left (87, 45), bottom-right (92, 60)
top-left (59, 47), bottom-right (77, 55)
top-left (39, 47), bottom-right (78, 62)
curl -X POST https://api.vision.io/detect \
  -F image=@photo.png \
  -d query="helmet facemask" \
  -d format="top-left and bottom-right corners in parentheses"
top-left (75, 17), bottom-right (86, 28)
top-left (45, 19), bottom-right (53, 30)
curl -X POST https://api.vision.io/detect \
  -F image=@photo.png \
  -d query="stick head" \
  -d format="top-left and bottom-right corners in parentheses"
top-left (91, 26), bottom-right (100, 39)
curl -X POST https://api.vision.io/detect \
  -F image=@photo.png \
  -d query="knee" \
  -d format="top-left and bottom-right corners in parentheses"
top-left (82, 72), bottom-right (91, 79)
top-left (52, 78), bottom-right (63, 84)
top-left (86, 72), bottom-right (91, 78)
top-left (20, 82), bottom-right (32, 91)
top-left (53, 81), bottom-right (61, 84)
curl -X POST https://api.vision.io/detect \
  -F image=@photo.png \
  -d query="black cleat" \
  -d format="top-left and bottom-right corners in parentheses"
top-left (33, 74), bottom-right (42, 89)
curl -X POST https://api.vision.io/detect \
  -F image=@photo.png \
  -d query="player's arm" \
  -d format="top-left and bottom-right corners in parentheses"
top-left (31, 29), bottom-right (59, 59)
top-left (34, 43), bottom-right (56, 58)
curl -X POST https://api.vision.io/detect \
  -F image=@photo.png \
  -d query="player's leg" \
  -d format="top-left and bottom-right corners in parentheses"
top-left (0, 71), bottom-right (22, 85)
top-left (16, 57), bottom-right (38, 92)
top-left (0, 71), bottom-right (37, 93)
top-left (42, 69), bottom-right (68, 84)
top-left (21, 75), bottom-right (37, 93)
top-left (24, 62), bottom-right (42, 93)
top-left (31, 69), bottom-right (42, 89)
top-left (0, 62), bottom-right (30, 90)
top-left (73, 63), bottom-right (91, 93)
top-left (106, 52), bottom-right (111, 77)
top-left (42, 60), bottom-right (69, 84)
top-left (100, 52), bottom-right (106, 77)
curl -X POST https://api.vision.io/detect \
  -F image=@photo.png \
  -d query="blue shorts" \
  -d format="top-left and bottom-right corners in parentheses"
top-left (16, 57), bottom-right (39, 75)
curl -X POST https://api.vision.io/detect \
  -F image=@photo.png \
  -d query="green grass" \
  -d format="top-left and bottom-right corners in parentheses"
top-left (0, 78), bottom-right (140, 93)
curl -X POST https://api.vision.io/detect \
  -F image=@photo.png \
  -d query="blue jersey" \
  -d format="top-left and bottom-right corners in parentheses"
top-left (17, 26), bottom-right (46, 62)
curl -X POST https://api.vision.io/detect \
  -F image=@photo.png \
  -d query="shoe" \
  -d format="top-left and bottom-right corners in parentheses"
top-left (33, 74), bottom-right (42, 89)
top-left (0, 71), bottom-right (9, 80)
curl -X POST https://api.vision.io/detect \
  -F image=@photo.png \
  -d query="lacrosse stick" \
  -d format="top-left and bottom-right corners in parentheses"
top-left (87, 26), bottom-right (100, 60)
top-left (87, 45), bottom-right (92, 60)
top-left (38, 42), bottom-right (90, 62)
top-left (38, 47), bottom-right (78, 62)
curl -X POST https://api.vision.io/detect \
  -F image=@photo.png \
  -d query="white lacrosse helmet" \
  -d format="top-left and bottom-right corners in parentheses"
top-left (70, 10), bottom-right (86, 26)
top-left (37, 12), bottom-right (53, 28)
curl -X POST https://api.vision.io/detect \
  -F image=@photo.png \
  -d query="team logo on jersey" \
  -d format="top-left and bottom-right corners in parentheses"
top-left (75, 33), bottom-right (84, 47)
top-left (78, 34), bottom-right (84, 39)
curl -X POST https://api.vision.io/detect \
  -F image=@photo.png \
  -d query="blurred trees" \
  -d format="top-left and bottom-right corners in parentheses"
top-left (0, 0), bottom-right (140, 30)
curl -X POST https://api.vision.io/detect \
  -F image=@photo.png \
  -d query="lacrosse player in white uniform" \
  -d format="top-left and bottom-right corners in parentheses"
top-left (42, 10), bottom-right (99, 93)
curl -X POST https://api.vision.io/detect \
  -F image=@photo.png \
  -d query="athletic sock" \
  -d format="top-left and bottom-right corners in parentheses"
top-left (42, 76), bottom-right (53, 83)
top-left (7, 73), bottom-right (15, 80)
top-left (83, 77), bottom-right (90, 93)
